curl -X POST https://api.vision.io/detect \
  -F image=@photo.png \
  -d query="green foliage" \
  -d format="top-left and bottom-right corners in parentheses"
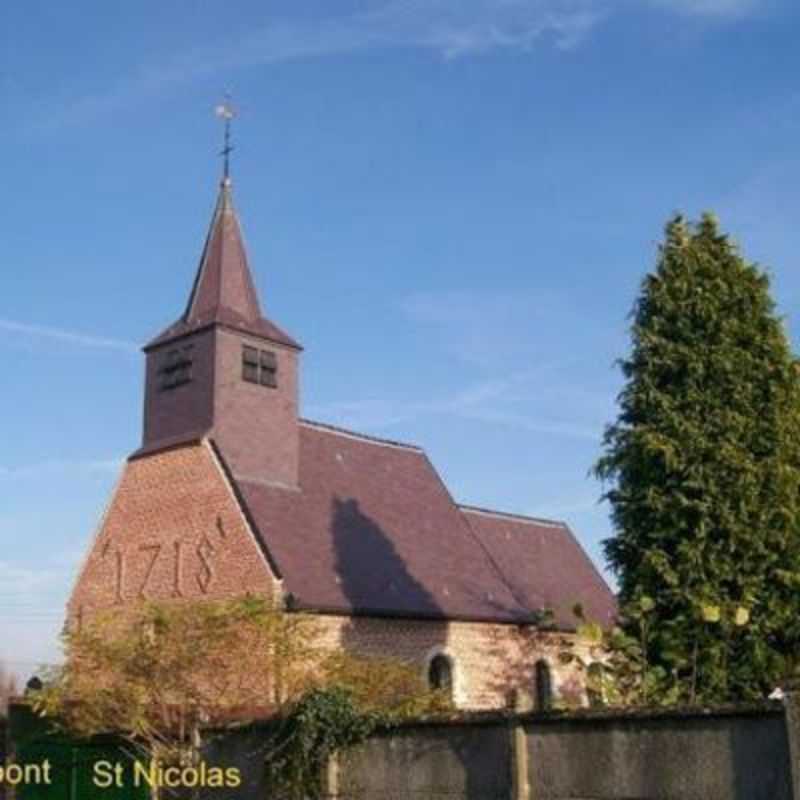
top-left (595, 213), bottom-right (800, 703)
top-left (266, 654), bottom-right (450, 799)
top-left (33, 596), bottom-right (321, 762)
top-left (320, 650), bottom-right (451, 718)
top-left (33, 598), bottom-right (447, 798)
top-left (561, 601), bottom-right (679, 707)
top-left (266, 687), bottom-right (381, 799)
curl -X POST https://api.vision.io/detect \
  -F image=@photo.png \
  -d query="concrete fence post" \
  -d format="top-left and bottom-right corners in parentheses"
top-left (783, 690), bottom-right (800, 800)
top-left (321, 749), bottom-right (340, 799)
top-left (510, 690), bottom-right (531, 800)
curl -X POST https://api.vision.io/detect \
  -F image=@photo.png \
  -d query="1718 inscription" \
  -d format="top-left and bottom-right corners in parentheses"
top-left (104, 533), bottom-right (221, 602)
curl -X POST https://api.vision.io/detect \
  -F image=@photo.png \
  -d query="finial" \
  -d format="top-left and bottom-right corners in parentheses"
top-left (214, 93), bottom-right (237, 183)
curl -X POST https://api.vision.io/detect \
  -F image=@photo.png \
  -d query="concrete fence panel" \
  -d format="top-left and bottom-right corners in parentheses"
top-left (340, 720), bottom-right (512, 800)
top-left (525, 707), bottom-right (792, 800)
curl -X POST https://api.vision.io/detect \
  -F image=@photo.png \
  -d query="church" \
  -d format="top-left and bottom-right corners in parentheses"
top-left (68, 171), bottom-right (615, 710)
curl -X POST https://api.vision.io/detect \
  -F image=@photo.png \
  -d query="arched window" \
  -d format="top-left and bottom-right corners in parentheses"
top-left (428, 654), bottom-right (454, 696)
top-left (587, 662), bottom-right (605, 707)
top-left (535, 659), bottom-right (553, 711)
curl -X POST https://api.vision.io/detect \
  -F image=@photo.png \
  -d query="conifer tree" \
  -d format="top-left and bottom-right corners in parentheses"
top-left (596, 213), bottom-right (800, 702)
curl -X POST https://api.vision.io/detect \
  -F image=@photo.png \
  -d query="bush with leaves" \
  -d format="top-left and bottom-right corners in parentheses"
top-left (595, 213), bottom-right (800, 703)
top-left (266, 658), bottom-right (450, 800)
top-left (559, 600), bottom-right (677, 707)
top-left (32, 597), bottom-right (448, 797)
top-left (266, 686), bottom-right (388, 799)
top-left (34, 597), bottom-right (328, 765)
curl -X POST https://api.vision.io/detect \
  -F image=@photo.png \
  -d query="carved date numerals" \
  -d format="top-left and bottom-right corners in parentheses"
top-left (173, 540), bottom-right (184, 598)
top-left (138, 543), bottom-right (162, 598)
top-left (196, 535), bottom-right (216, 594)
top-left (101, 543), bottom-right (126, 604)
top-left (106, 531), bottom-right (221, 602)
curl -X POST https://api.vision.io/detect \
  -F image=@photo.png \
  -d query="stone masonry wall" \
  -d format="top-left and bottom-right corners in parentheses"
top-left (306, 613), bottom-right (591, 710)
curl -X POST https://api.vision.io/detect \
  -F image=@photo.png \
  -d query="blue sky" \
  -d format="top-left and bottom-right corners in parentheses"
top-left (2, 0), bottom-right (800, 677)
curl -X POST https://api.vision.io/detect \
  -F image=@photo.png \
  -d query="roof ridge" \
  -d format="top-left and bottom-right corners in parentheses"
top-left (299, 418), bottom-right (422, 452)
top-left (459, 504), bottom-right (567, 529)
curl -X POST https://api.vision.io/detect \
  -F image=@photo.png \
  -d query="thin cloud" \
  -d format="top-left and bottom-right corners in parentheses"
top-left (311, 287), bottom-right (620, 438)
top-left (307, 371), bottom-right (604, 441)
top-left (527, 490), bottom-right (605, 518)
top-left (399, 287), bottom-right (623, 371)
top-left (0, 561), bottom-right (60, 597)
top-left (41, 1), bottom-right (608, 128)
top-left (648, 0), bottom-right (760, 18)
top-left (0, 457), bottom-right (123, 480)
top-left (458, 407), bottom-right (601, 440)
top-left (29, 0), bottom-right (767, 130)
top-left (361, 0), bottom-right (606, 56)
top-left (0, 559), bottom-right (75, 673)
top-left (0, 550), bottom-right (84, 609)
top-left (0, 318), bottom-right (138, 353)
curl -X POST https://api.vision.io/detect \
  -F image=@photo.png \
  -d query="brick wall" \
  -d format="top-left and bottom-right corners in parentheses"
top-left (143, 328), bottom-right (216, 445)
top-left (68, 441), bottom-right (280, 620)
top-left (213, 329), bottom-right (300, 486)
top-left (142, 323), bottom-right (300, 489)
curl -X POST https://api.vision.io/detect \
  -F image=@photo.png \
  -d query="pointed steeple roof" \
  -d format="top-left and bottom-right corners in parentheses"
top-left (145, 179), bottom-right (300, 351)
top-left (183, 178), bottom-right (261, 324)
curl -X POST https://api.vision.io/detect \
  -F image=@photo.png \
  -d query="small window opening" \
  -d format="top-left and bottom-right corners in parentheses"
top-left (242, 345), bottom-right (278, 388)
top-left (160, 344), bottom-right (193, 391)
top-left (428, 654), bottom-right (453, 696)
top-left (535, 659), bottom-right (553, 711)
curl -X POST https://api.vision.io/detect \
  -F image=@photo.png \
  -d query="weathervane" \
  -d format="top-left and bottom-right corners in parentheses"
top-left (215, 94), bottom-right (237, 181)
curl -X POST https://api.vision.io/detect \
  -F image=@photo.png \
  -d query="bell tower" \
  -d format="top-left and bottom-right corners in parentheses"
top-left (141, 175), bottom-right (302, 488)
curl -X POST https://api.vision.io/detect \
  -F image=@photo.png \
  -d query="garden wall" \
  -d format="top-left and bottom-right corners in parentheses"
top-left (5, 700), bottom-right (799, 800)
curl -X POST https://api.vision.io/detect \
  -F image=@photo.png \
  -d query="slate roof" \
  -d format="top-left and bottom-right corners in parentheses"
top-left (460, 506), bottom-right (616, 628)
top-left (229, 420), bottom-right (616, 629)
top-left (144, 179), bottom-right (300, 352)
top-left (145, 307), bottom-right (300, 352)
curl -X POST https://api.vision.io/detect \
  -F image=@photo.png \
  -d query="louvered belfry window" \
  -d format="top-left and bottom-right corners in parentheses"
top-left (160, 345), bottom-right (193, 390)
top-left (242, 346), bottom-right (259, 383)
top-left (260, 350), bottom-right (277, 387)
top-left (242, 345), bottom-right (278, 388)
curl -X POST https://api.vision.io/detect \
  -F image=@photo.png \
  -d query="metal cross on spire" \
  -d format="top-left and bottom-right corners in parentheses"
top-left (214, 94), bottom-right (237, 182)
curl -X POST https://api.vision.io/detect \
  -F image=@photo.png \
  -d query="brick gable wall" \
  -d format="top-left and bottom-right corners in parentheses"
top-left (68, 442), bottom-right (281, 619)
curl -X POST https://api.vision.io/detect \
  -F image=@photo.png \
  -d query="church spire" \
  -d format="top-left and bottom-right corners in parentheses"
top-left (144, 102), bottom-right (299, 353)
top-left (141, 103), bottom-right (301, 486)
top-left (182, 178), bottom-right (263, 325)
top-left (182, 97), bottom-right (262, 326)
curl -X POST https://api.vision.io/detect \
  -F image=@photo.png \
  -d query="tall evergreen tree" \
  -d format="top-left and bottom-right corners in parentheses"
top-left (596, 213), bottom-right (800, 702)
